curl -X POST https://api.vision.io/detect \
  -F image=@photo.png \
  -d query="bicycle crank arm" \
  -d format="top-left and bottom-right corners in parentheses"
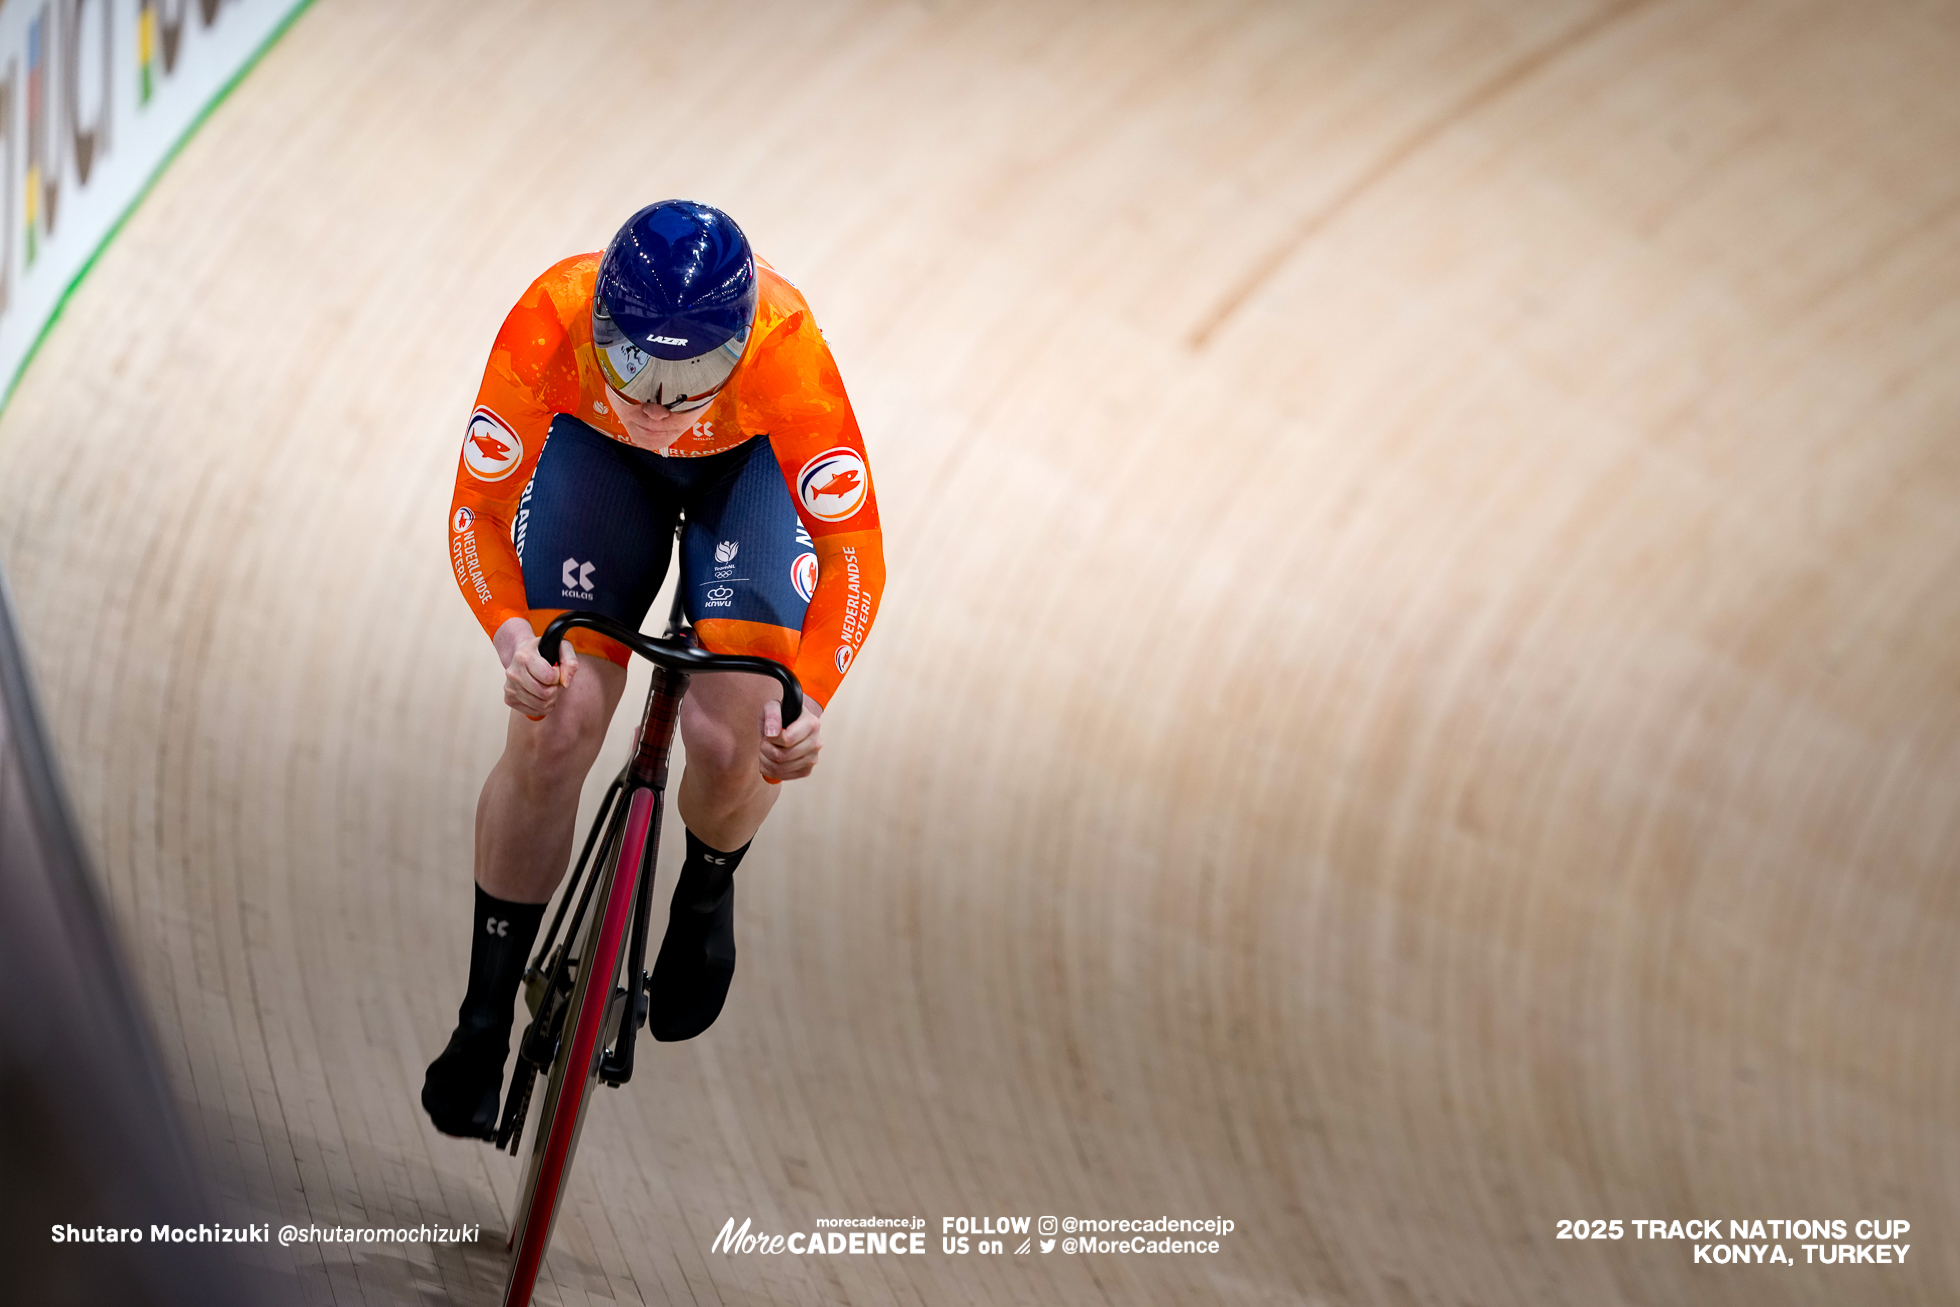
top-left (496, 1060), bottom-right (537, 1154)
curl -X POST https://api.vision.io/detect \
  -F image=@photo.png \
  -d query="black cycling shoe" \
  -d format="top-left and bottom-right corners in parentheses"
top-left (421, 1022), bottom-right (509, 1140)
top-left (646, 835), bottom-right (743, 1041)
top-left (425, 885), bottom-right (544, 1139)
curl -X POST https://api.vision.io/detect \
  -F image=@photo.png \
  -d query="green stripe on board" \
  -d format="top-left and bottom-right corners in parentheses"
top-left (0, 0), bottom-right (319, 413)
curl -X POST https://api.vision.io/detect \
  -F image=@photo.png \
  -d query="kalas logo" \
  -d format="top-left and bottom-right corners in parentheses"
top-left (796, 448), bottom-right (868, 522)
top-left (715, 540), bottom-right (739, 564)
top-left (463, 408), bottom-right (523, 481)
top-left (791, 552), bottom-right (818, 602)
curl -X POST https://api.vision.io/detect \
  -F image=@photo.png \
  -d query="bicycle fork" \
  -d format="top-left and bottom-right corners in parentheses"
top-left (599, 661), bottom-right (689, 1086)
top-left (496, 660), bottom-right (690, 1150)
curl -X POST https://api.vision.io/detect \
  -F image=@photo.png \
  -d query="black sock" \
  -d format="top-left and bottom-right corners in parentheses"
top-left (423, 886), bottom-right (546, 1138)
top-left (644, 830), bottom-right (751, 1041)
top-left (456, 884), bottom-right (546, 1040)
top-left (672, 829), bottom-right (751, 911)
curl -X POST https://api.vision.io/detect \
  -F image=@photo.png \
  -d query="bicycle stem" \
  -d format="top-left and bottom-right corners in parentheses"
top-left (536, 609), bottom-right (803, 726)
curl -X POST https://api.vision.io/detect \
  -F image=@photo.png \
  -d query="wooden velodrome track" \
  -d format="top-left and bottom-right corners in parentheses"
top-left (2, 0), bottom-right (1956, 1303)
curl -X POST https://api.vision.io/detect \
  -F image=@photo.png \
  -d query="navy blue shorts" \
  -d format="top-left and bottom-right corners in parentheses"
top-left (513, 416), bottom-right (813, 662)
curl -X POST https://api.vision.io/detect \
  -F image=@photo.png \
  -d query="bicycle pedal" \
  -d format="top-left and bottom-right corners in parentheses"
top-left (517, 1015), bottom-right (558, 1070)
top-left (525, 946), bottom-right (570, 1017)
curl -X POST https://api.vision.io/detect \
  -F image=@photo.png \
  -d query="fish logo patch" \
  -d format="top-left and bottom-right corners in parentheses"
top-left (462, 408), bottom-right (523, 482)
top-left (796, 447), bottom-right (869, 522)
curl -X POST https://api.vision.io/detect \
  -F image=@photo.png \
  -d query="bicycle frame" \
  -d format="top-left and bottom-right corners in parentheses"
top-left (495, 566), bottom-right (803, 1307)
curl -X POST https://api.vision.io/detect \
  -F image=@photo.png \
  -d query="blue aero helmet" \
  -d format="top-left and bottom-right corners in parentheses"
top-left (592, 200), bottom-right (757, 412)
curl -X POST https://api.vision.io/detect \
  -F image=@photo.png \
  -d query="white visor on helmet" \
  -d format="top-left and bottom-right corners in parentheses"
top-left (594, 313), bottom-right (750, 412)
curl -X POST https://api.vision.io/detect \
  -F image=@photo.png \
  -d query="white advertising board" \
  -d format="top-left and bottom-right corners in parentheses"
top-left (0, 0), bottom-right (310, 407)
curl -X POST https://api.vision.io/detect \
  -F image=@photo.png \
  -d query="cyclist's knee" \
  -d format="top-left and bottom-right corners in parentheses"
top-left (513, 717), bottom-right (602, 787)
top-left (690, 754), bottom-right (764, 814)
top-left (677, 713), bottom-right (762, 809)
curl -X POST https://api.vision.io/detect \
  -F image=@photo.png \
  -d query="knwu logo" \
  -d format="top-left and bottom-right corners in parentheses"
top-left (561, 558), bottom-right (595, 599)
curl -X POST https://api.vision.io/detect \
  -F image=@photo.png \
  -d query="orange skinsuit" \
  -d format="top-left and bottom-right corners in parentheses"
top-left (448, 253), bottom-right (883, 709)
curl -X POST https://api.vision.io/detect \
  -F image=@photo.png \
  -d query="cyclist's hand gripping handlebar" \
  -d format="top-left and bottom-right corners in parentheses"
top-left (536, 610), bottom-right (803, 726)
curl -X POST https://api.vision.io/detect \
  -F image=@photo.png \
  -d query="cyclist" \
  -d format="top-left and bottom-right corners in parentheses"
top-left (424, 201), bottom-right (885, 1140)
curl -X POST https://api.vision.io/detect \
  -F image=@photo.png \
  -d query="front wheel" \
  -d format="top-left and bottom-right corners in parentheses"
top-left (501, 785), bottom-right (653, 1307)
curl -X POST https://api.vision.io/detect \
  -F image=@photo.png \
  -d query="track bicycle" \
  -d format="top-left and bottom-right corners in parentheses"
top-left (493, 569), bottom-right (802, 1307)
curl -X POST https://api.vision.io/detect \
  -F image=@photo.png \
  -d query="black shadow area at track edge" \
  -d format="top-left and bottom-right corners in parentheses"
top-left (0, 567), bottom-right (286, 1307)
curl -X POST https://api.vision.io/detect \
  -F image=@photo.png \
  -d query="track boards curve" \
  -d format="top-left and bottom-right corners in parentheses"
top-left (2, 1), bottom-right (1957, 1303)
